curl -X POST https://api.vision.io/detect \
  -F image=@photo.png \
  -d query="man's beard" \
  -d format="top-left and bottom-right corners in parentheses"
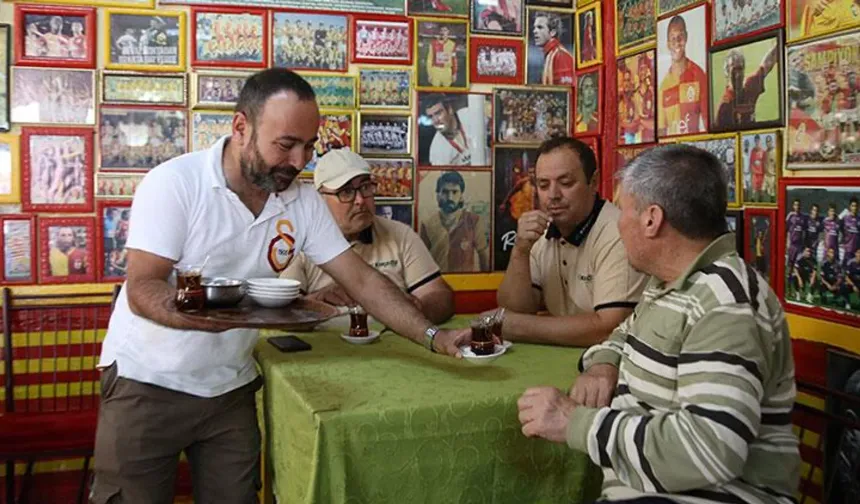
top-left (240, 142), bottom-right (298, 193)
top-left (440, 199), bottom-right (464, 214)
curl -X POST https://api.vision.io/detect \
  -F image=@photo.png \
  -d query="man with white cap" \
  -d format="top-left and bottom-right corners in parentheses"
top-left (282, 149), bottom-right (455, 323)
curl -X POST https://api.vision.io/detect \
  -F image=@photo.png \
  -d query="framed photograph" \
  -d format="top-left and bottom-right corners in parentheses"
top-left (304, 110), bottom-right (355, 174)
top-left (712, 0), bottom-right (782, 46)
top-left (615, 0), bottom-right (656, 57)
top-left (574, 69), bottom-right (601, 137)
top-left (656, 3), bottom-right (709, 138)
top-left (786, 32), bottom-right (860, 170)
top-left (576, 0), bottom-right (597, 6)
top-left (415, 18), bottom-right (469, 91)
top-left (470, 36), bottom-right (524, 85)
top-left (352, 16), bottom-right (413, 65)
top-left (96, 172), bottom-right (144, 199)
top-left (494, 87), bottom-right (570, 145)
top-left (191, 71), bottom-right (249, 109)
top-left (102, 72), bottom-right (187, 106)
top-left (20, 0), bottom-right (154, 7)
top-left (528, 0), bottom-right (573, 8)
top-left (709, 31), bottom-right (783, 134)
top-left (416, 169), bottom-right (492, 272)
top-left (657, 0), bottom-right (700, 17)
top-left (0, 133), bottom-right (20, 204)
top-left (779, 179), bottom-right (860, 326)
top-left (416, 92), bottom-right (491, 167)
top-left (575, 3), bottom-right (602, 69)
top-left (191, 110), bottom-right (233, 152)
top-left (0, 214), bottom-right (36, 284)
top-left (493, 146), bottom-right (538, 270)
top-left (663, 133), bottom-right (740, 208)
top-left (787, 0), bottom-right (860, 43)
top-left (740, 129), bottom-right (780, 206)
top-left (358, 112), bottom-right (411, 156)
top-left (271, 10), bottom-right (348, 73)
top-left (824, 349), bottom-right (860, 504)
top-left (99, 106), bottom-right (187, 171)
top-left (299, 73), bottom-right (357, 110)
top-left (39, 216), bottom-right (95, 284)
top-left (526, 8), bottom-right (574, 86)
top-left (11, 67), bottom-right (95, 125)
top-left (471, 0), bottom-right (525, 37)
top-left (618, 49), bottom-right (656, 145)
top-left (744, 207), bottom-right (777, 287)
top-left (104, 9), bottom-right (186, 72)
top-left (408, 0), bottom-right (469, 18)
top-left (368, 158), bottom-right (414, 199)
top-left (191, 7), bottom-right (267, 69)
top-left (21, 126), bottom-right (94, 213)
top-left (726, 208), bottom-right (744, 255)
top-left (0, 25), bottom-right (9, 132)
top-left (359, 68), bottom-right (412, 108)
top-left (375, 201), bottom-right (414, 227)
top-left (97, 199), bottom-right (131, 282)
top-left (14, 4), bottom-right (96, 68)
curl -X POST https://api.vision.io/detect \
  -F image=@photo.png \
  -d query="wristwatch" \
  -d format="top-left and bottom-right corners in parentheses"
top-left (424, 326), bottom-right (440, 353)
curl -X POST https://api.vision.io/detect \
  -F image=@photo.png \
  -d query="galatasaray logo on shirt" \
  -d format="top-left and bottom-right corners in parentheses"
top-left (267, 219), bottom-right (296, 273)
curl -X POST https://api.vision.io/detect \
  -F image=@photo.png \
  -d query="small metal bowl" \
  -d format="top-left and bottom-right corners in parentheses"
top-left (201, 277), bottom-right (245, 307)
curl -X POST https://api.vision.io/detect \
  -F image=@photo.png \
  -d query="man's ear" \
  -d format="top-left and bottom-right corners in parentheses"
top-left (642, 204), bottom-right (664, 239)
top-left (589, 168), bottom-right (600, 191)
top-left (232, 112), bottom-right (248, 142)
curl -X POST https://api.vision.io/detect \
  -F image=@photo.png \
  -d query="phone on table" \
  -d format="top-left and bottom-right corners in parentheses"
top-left (268, 334), bottom-right (312, 353)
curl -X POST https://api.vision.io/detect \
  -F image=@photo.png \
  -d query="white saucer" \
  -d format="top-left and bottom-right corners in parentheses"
top-left (459, 343), bottom-right (507, 364)
top-left (340, 330), bottom-right (380, 345)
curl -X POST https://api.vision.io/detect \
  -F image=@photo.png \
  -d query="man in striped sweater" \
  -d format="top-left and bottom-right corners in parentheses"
top-left (517, 144), bottom-right (800, 504)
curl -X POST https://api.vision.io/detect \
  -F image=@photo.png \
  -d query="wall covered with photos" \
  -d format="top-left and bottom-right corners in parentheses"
top-left (0, 0), bottom-right (858, 351)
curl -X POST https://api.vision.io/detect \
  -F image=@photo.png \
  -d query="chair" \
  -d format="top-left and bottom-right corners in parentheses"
top-left (1, 285), bottom-right (120, 504)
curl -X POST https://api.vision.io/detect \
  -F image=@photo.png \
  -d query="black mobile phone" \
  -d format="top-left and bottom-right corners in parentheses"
top-left (268, 335), bottom-right (312, 353)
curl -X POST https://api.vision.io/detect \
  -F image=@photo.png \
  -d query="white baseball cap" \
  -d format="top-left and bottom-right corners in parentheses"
top-left (313, 149), bottom-right (371, 191)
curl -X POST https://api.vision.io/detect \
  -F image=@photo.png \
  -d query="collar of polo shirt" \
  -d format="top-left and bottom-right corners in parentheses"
top-left (545, 197), bottom-right (605, 246)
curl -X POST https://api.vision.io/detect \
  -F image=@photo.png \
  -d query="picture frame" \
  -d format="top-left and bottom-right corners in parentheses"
top-left (576, 0), bottom-right (597, 6)
top-left (744, 207), bottom-right (777, 288)
top-left (191, 7), bottom-right (268, 69)
top-left (102, 72), bottom-right (187, 106)
top-left (0, 133), bottom-right (20, 204)
top-left (351, 15), bottom-right (413, 66)
top-left (299, 72), bottom-right (357, 110)
top-left (10, 67), bottom-right (96, 125)
top-left (375, 201), bottom-right (414, 227)
top-left (21, 126), bottom-right (94, 213)
top-left (358, 112), bottom-right (412, 156)
top-left (575, 2), bottom-right (603, 69)
top-left (470, 36), bottom-right (524, 85)
top-left (617, 49), bottom-right (656, 146)
top-left (525, 8), bottom-right (575, 86)
top-left (17, 0), bottom-right (154, 8)
top-left (38, 215), bottom-right (96, 285)
top-left (367, 158), bottom-right (414, 199)
top-left (493, 87), bottom-right (570, 145)
top-left (0, 213), bottom-right (36, 285)
top-left (190, 110), bottom-right (233, 152)
top-left (574, 68), bottom-right (602, 137)
top-left (740, 129), bottom-right (780, 207)
top-left (528, 0), bottom-right (574, 9)
top-left (470, 0), bottom-right (525, 37)
top-left (656, 2), bottom-right (709, 139)
top-left (96, 199), bottom-right (131, 282)
top-left (190, 71), bottom-right (250, 109)
top-left (358, 67), bottom-right (412, 108)
top-left (271, 10), bottom-right (349, 73)
top-left (493, 146), bottom-right (538, 270)
top-left (726, 208), bottom-right (744, 255)
top-left (615, 0), bottom-right (657, 57)
top-left (787, 0), bottom-right (860, 44)
top-left (416, 91), bottom-right (492, 168)
top-left (305, 110), bottom-right (355, 174)
top-left (711, 0), bottom-right (783, 47)
top-left (415, 17), bottom-right (469, 91)
top-left (407, 0), bottom-right (469, 18)
top-left (95, 172), bottom-right (144, 199)
top-left (0, 24), bottom-right (10, 132)
top-left (786, 31), bottom-right (860, 170)
top-left (99, 106), bottom-right (188, 171)
top-left (13, 4), bottom-right (96, 69)
top-left (103, 9), bottom-right (186, 73)
top-left (708, 30), bottom-right (783, 134)
top-left (778, 178), bottom-right (860, 326)
top-left (656, 0), bottom-right (701, 18)
top-left (662, 132), bottom-right (740, 208)
top-left (161, 0), bottom-right (403, 16)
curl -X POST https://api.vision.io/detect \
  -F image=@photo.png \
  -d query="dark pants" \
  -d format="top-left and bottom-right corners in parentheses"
top-left (90, 363), bottom-right (262, 504)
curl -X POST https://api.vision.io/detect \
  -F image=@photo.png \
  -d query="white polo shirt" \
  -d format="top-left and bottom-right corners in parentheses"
top-left (98, 136), bottom-right (350, 398)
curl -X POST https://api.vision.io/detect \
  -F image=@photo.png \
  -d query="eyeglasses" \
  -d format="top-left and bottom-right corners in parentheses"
top-left (321, 181), bottom-right (377, 203)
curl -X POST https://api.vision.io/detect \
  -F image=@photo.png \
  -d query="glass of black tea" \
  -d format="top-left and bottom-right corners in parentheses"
top-left (470, 318), bottom-right (495, 356)
top-left (174, 263), bottom-right (205, 312)
top-left (348, 305), bottom-right (369, 337)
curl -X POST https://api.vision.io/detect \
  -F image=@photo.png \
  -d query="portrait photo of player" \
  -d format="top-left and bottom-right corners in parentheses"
top-left (493, 147), bottom-right (538, 270)
top-left (575, 4), bottom-right (602, 68)
top-left (618, 49), bottom-right (656, 145)
top-left (416, 92), bottom-right (491, 167)
top-left (575, 70), bottom-right (601, 136)
top-left (741, 130), bottom-right (779, 205)
top-left (416, 19), bottom-right (468, 90)
top-left (526, 8), bottom-right (574, 86)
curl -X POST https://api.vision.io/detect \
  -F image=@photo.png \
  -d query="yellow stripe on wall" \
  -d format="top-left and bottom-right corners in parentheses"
top-left (0, 381), bottom-right (101, 401)
top-left (0, 330), bottom-right (107, 350)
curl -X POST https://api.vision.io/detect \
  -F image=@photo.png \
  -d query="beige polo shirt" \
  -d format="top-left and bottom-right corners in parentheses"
top-left (530, 199), bottom-right (647, 316)
top-left (282, 216), bottom-right (442, 295)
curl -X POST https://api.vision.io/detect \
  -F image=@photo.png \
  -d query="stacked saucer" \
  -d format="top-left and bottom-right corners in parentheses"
top-left (246, 278), bottom-right (301, 308)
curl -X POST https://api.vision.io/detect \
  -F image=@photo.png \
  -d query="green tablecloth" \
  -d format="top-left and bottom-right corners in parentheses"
top-left (254, 315), bottom-right (602, 504)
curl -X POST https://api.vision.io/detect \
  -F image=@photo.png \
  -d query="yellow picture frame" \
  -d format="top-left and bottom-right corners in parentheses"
top-left (738, 128), bottom-right (781, 209)
top-left (302, 109), bottom-right (357, 178)
top-left (296, 72), bottom-right (358, 111)
top-left (661, 132), bottom-right (742, 209)
top-left (575, 2), bottom-right (603, 69)
top-left (103, 8), bottom-right (187, 73)
top-left (0, 133), bottom-right (21, 204)
top-left (190, 71), bottom-right (252, 110)
top-left (357, 66), bottom-right (413, 109)
top-left (614, 0), bottom-right (657, 58)
top-left (414, 16), bottom-right (470, 92)
top-left (357, 110), bottom-right (413, 157)
top-left (10, 0), bottom-right (155, 7)
top-left (189, 110), bottom-right (234, 153)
